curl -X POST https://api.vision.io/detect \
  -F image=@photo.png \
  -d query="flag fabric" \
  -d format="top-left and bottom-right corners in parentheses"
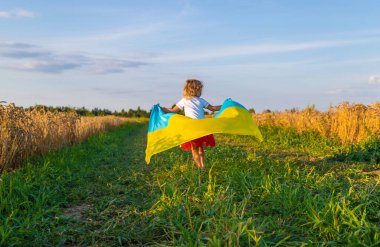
top-left (145, 99), bottom-right (263, 164)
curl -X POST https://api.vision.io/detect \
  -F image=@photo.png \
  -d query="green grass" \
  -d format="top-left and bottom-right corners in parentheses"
top-left (1, 124), bottom-right (379, 246)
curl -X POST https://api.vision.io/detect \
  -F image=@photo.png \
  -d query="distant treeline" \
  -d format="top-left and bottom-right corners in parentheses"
top-left (26, 105), bottom-right (149, 118)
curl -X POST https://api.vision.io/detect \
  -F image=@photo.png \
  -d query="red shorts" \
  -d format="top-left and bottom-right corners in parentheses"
top-left (180, 134), bottom-right (216, 151)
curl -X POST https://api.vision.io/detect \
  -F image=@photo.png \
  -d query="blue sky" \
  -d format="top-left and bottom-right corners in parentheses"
top-left (1, 0), bottom-right (380, 112)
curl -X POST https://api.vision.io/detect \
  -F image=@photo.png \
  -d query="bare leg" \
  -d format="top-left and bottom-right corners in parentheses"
top-left (198, 146), bottom-right (205, 169)
top-left (191, 144), bottom-right (201, 168)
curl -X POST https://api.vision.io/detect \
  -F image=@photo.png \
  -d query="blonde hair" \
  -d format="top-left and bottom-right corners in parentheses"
top-left (183, 79), bottom-right (203, 99)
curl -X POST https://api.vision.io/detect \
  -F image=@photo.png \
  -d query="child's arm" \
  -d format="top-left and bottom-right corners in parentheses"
top-left (161, 105), bottom-right (181, 113)
top-left (207, 104), bottom-right (221, 112)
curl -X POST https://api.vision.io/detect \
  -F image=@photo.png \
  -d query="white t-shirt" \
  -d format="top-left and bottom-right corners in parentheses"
top-left (176, 97), bottom-right (209, 119)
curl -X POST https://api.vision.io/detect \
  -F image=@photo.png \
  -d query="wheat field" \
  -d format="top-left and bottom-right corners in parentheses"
top-left (0, 104), bottom-right (133, 173)
top-left (254, 102), bottom-right (380, 144)
top-left (1, 102), bottom-right (379, 173)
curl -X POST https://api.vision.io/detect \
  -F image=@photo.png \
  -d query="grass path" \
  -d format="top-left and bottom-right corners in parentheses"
top-left (1, 123), bottom-right (379, 246)
top-left (1, 123), bottom-right (151, 245)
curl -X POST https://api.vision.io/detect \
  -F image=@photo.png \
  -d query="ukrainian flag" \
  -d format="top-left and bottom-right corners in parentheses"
top-left (145, 99), bottom-right (263, 164)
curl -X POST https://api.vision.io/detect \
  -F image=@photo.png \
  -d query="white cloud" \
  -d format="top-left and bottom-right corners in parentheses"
top-left (147, 37), bottom-right (380, 63)
top-left (369, 75), bottom-right (380, 85)
top-left (0, 9), bottom-right (35, 18)
top-left (0, 42), bottom-right (147, 74)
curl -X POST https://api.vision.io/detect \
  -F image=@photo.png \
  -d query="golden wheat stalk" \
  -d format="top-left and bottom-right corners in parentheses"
top-left (0, 104), bottom-right (132, 173)
top-left (254, 102), bottom-right (380, 144)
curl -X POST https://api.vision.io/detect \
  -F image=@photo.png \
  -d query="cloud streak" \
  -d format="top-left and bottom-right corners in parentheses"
top-left (2, 33), bottom-right (380, 74)
top-left (148, 37), bottom-right (380, 63)
top-left (0, 42), bottom-right (148, 74)
top-left (0, 9), bottom-right (35, 18)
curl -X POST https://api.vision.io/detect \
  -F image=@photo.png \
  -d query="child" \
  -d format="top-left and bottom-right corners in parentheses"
top-left (161, 79), bottom-right (221, 169)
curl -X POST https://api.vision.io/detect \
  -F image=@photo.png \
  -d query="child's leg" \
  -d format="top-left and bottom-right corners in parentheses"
top-left (198, 146), bottom-right (204, 169)
top-left (191, 144), bottom-right (201, 168)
